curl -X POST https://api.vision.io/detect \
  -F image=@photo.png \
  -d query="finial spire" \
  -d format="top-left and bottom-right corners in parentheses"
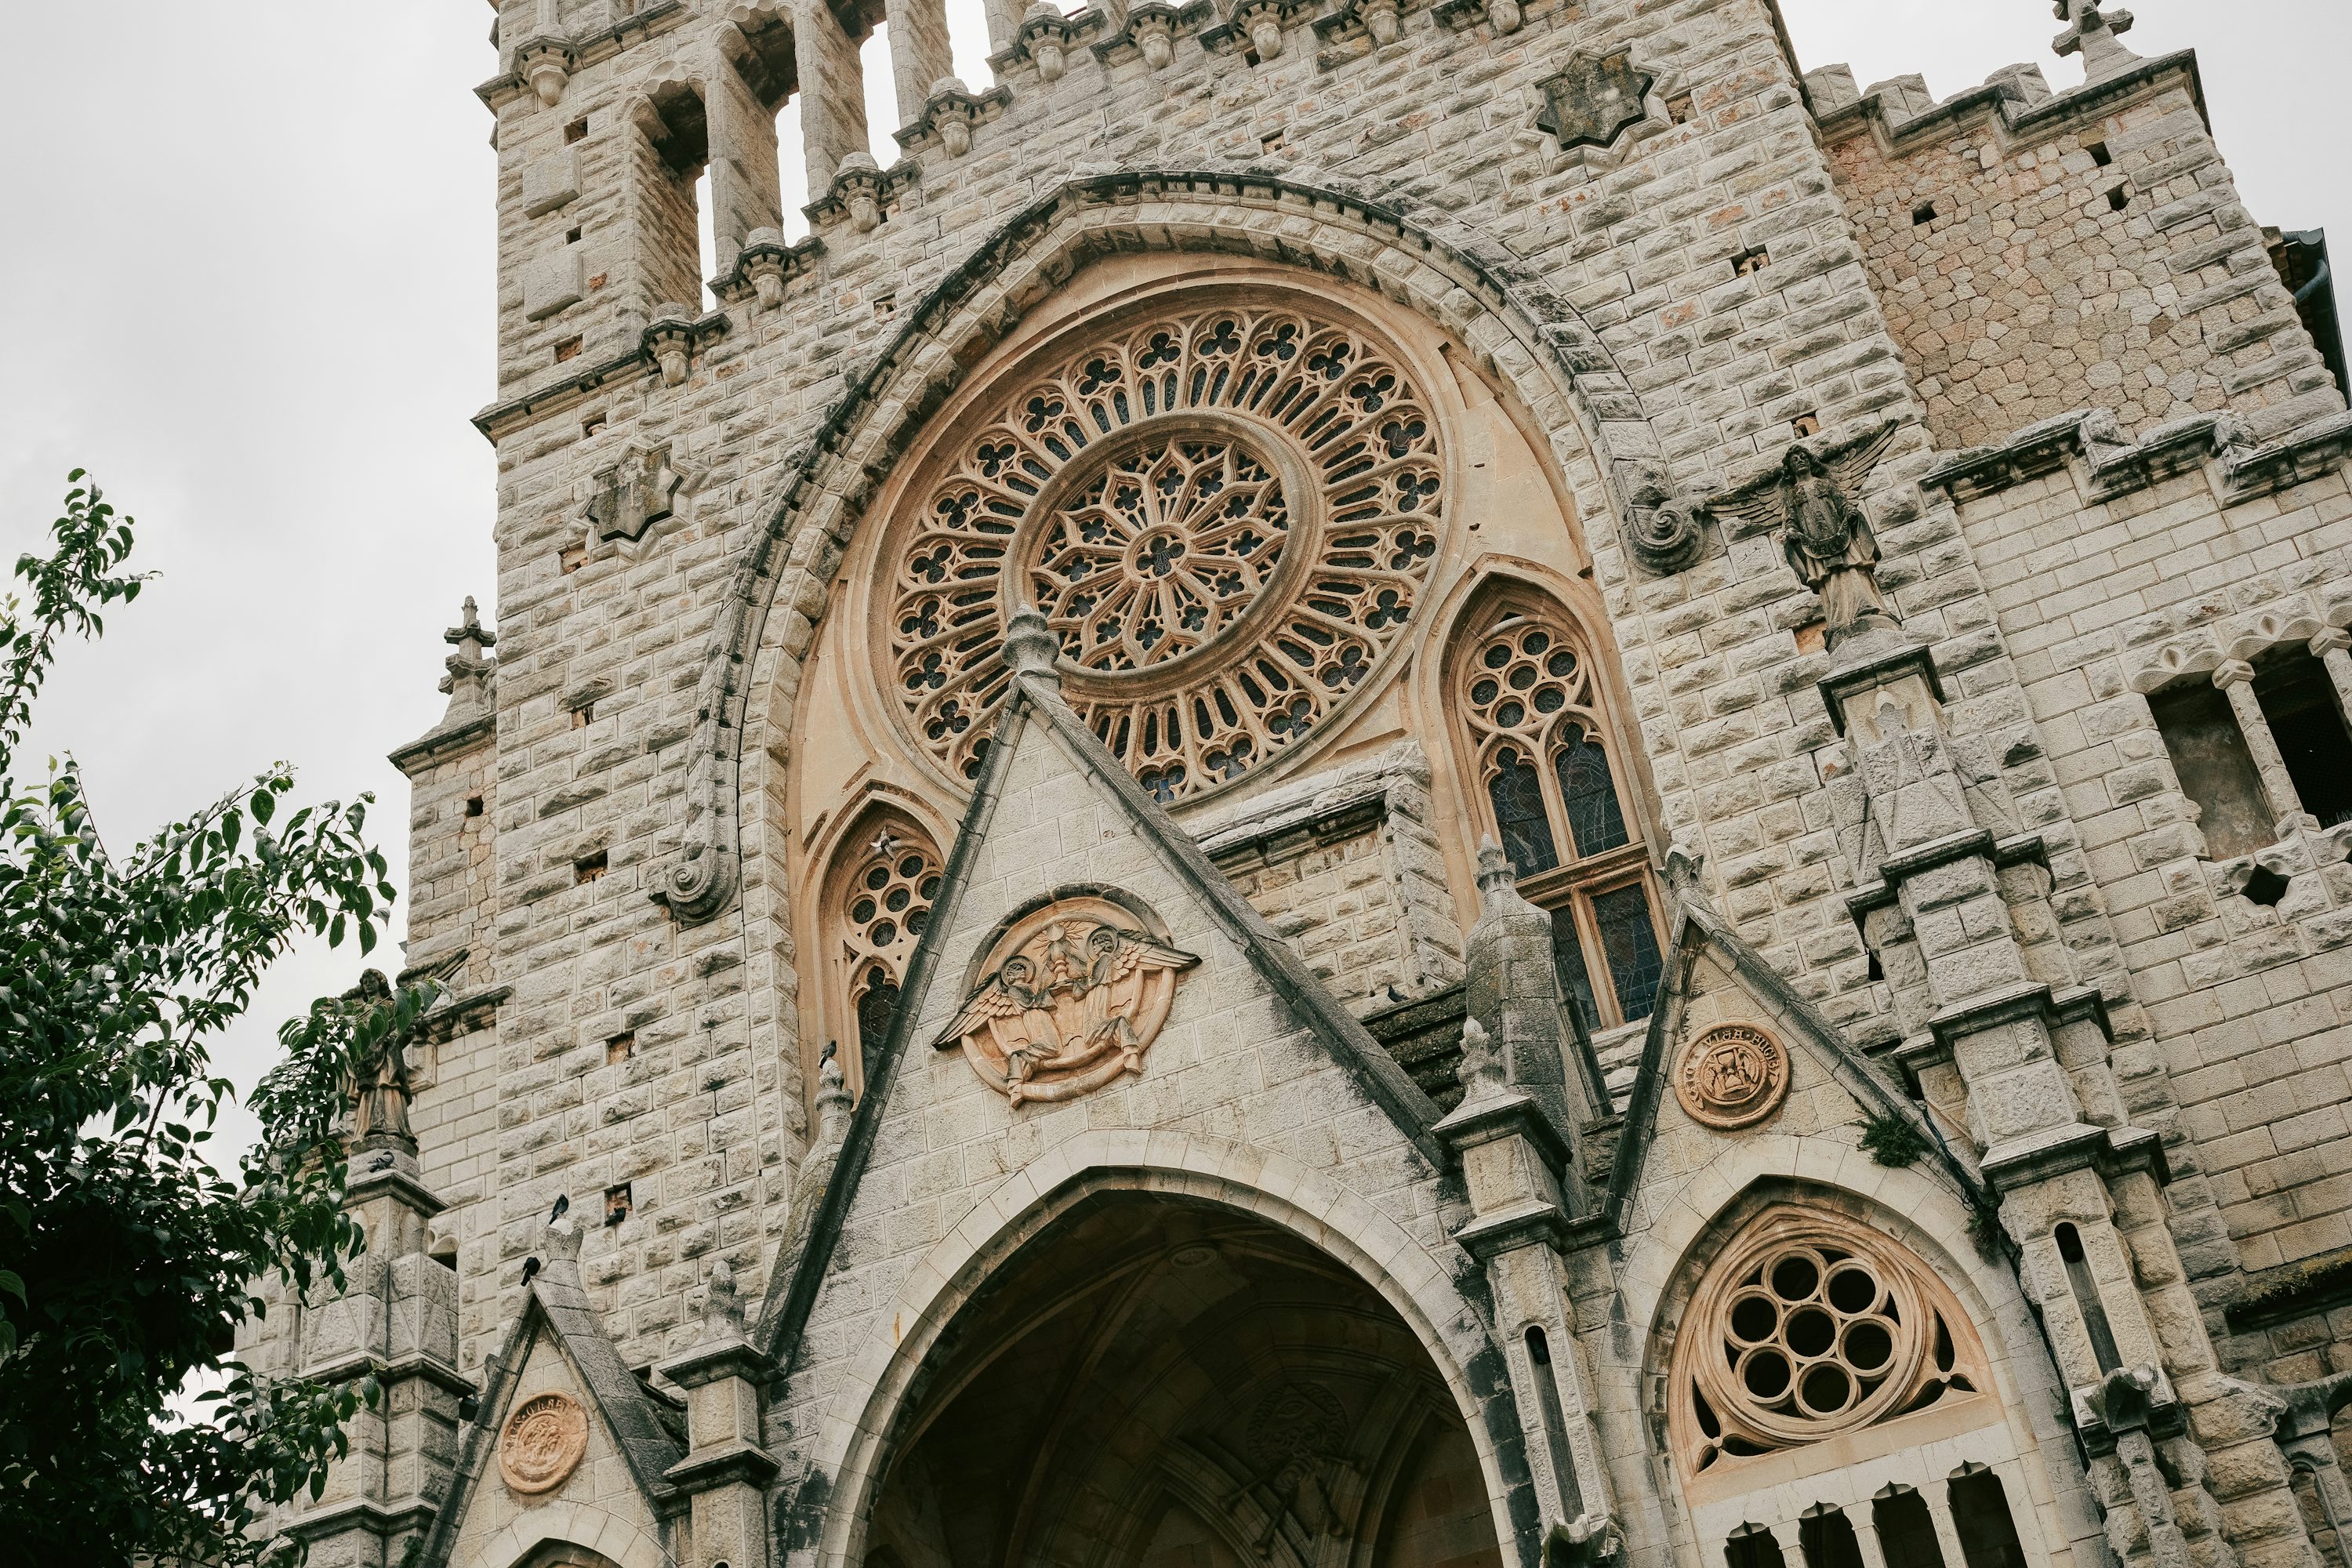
top-left (2053, 0), bottom-right (2140, 82)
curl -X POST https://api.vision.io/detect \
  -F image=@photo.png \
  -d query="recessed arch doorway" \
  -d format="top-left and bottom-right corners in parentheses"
top-left (862, 1191), bottom-right (1505, 1568)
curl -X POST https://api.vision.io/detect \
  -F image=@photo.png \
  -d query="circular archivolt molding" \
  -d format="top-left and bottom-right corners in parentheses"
top-left (499, 1392), bottom-right (590, 1496)
top-left (882, 302), bottom-right (1446, 804)
top-left (1674, 1023), bottom-right (1790, 1131)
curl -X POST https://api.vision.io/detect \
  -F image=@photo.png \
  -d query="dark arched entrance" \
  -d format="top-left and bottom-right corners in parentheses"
top-left (865, 1192), bottom-right (1504, 1568)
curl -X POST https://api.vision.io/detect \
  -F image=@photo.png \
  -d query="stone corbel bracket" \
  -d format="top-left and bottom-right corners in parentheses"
top-left (475, 1), bottom-right (687, 112)
top-left (804, 154), bottom-right (920, 234)
top-left (641, 305), bottom-right (730, 387)
top-left (511, 35), bottom-right (578, 106)
top-left (469, 308), bottom-right (729, 442)
top-left (1431, 0), bottom-right (1535, 36)
top-left (991, 2), bottom-right (1107, 82)
top-left (895, 76), bottom-right (1014, 158)
top-left (1094, 0), bottom-right (1212, 67)
top-left (1309, 0), bottom-right (1417, 52)
top-left (717, 227), bottom-right (824, 310)
top-left (1924, 405), bottom-right (2352, 509)
top-left (1199, 0), bottom-right (1313, 59)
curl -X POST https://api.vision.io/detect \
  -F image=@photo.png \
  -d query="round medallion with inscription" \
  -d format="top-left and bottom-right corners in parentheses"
top-left (1673, 1023), bottom-right (1790, 1131)
top-left (499, 1391), bottom-right (590, 1496)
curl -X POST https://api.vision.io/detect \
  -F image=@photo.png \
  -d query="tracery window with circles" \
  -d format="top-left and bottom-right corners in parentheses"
top-left (887, 306), bottom-right (1446, 804)
top-left (829, 825), bottom-right (945, 1084)
top-left (1457, 604), bottom-right (1662, 1033)
top-left (1668, 1208), bottom-right (1990, 1479)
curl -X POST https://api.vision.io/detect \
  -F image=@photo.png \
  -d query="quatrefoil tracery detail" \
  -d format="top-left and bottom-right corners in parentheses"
top-left (887, 306), bottom-right (1446, 803)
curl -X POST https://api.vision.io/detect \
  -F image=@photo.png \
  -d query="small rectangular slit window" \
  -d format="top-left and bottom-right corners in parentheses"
top-left (1791, 412), bottom-right (1821, 438)
top-left (565, 118), bottom-right (590, 144)
top-left (464, 794), bottom-right (485, 818)
top-left (1912, 199), bottom-right (1938, 226)
top-left (1261, 129), bottom-right (1287, 154)
top-left (604, 1183), bottom-right (632, 1225)
top-left (572, 702), bottom-right (593, 728)
top-left (608, 1031), bottom-right (636, 1064)
top-left (575, 851), bottom-right (608, 884)
top-left (1733, 246), bottom-right (1769, 277)
top-left (2088, 140), bottom-right (2112, 167)
top-left (554, 335), bottom-right (583, 363)
top-left (583, 412), bottom-right (607, 437)
top-left (2107, 187), bottom-right (2130, 212)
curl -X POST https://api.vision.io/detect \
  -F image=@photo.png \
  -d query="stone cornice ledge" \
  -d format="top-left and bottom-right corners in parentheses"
top-left (1846, 828), bottom-right (2050, 921)
top-left (1981, 1120), bottom-right (2169, 1192)
top-left (1925, 978), bottom-right (2114, 1057)
top-left (1449, 1199), bottom-right (1573, 1261)
top-left (472, 310), bottom-right (731, 443)
top-left (474, 0), bottom-right (688, 112)
top-left (387, 711), bottom-right (493, 773)
top-left (1924, 406), bottom-right (2352, 509)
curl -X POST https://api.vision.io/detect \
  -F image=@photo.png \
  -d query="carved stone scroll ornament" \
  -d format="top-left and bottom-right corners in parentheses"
top-left (1706, 425), bottom-right (1901, 647)
top-left (499, 1391), bottom-right (590, 1496)
top-left (1672, 1022), bottom-right (1789, 1131)
top-left (1617, 460), bottom-right (1708, 575)
top-left (934, 899), bottom-right (1199, 1105)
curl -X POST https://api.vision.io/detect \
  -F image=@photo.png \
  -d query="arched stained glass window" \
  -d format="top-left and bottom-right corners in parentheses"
top-left (822, 816), bottom-right (946, 1104)
top-left (1455, 601), bottom-right (1664, 1033)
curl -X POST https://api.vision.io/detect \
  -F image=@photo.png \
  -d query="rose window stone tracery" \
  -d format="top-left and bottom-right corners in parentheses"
top-left (1669, 1207), bottom-right (1988, 1479)
top-left (887, 307), bottom-right (1445, 803)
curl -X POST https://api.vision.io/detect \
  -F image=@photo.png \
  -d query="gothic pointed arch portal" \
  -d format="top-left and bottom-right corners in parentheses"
top-left (861, 1192), bottom-right (1504, 1568)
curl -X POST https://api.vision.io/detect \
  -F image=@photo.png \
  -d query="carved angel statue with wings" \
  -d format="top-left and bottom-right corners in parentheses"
top-left (1704, 424), bottom-right (1901, 645)
top-left (935, 902), bottom-right (1199, 1106)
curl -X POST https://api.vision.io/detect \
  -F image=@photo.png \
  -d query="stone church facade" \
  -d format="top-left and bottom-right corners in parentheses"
top-left (241, 2), bottom-right (2352, 1568)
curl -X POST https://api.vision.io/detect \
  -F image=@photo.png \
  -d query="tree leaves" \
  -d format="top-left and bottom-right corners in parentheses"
top-left (0, 477), bottom-right (415, 1565)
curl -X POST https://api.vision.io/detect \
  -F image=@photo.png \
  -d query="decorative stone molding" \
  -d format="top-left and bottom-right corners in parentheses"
top-left (1094, 0), bottom-right (1209, 66)
top-left (1201, 0), bottom-right (1308, 58)
top-left (1533, 48), bottom-right (1657, 150)
top-left (473, 0), bottom-right (686, 112)
top-left (931, 896), bottom-right (1199, 1105)
top-left (996, 1), bottom-right (1103, 81)
top-left (586, 444), bottom-right (683, 543)
top-left (896, 76), bottom-right (1012, 158)
top-left (499, 1392), bottom-right (589, 1494)
top-left (646, 172), bottom-right (1653, 926)
top-left (512, 36), bottom-right (576, 107)
top-left (805, 152), bottom-right (917, 234)
top-left (1310, 0), bottom-right (1411, 47)
top-left (1926, 404), bottom-right (2352, 509)
top-left (1430, 0), bottom-right (1519, 34)
top-left (1672, 1023), bottom-right (1790, 1131)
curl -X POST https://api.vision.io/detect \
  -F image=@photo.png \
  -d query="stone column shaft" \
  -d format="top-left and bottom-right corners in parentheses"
top-left (2215, 660), bottom-right (2307, 827)
top-left (888, 0), bottom-right (956, 132)
top-left (2314, 630), bottom-right (2352, 731)
top-left (791, 0), bottom-right (871, 194)
top-left (702, 43), bottom-right (784, 269)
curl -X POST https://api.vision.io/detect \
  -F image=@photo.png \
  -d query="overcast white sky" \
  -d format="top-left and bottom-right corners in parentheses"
top-left (2, 0), bottom-right (2344, 1152)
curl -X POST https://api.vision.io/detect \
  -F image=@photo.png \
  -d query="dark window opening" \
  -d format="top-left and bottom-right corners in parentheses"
top-left (856, 974), bottom-right (902, 1081)
top-left (1734, 246), bottom-right (1770, 277)
top-left (1555, 729), bottom-right (1631, 856)
top-left (2149, 680), bottom-right (2272, 858)
top-left (1726, 1525), bottom-right (1788, 1568)
top-left (1948, 1466), bottom-right (2030, 1568)
top-left (565, 224), bottom-right (583, 245)
top-left (608, 1031), bottom-right (636, 1063)
top-left (1798, 1506), bottom-right (1867, 1568)
top-left (1912, 200), bottom-right (1938, 226)
top-left (583, 412), bottom-right (607, 437)
top-left (2087, 140), bottom-right (2112, 166)
top-left (1865, 949), bottom-right (1884, 982)
top-left (565, 117), bottom-right (590, 144)
top-left (1872, 1488), bottom-right (1947, 1568)
top-left (2243, 864), bottom-right (2292, 907)
top-left (1549, 906), bottom-right (1602, 1037)
top-left (1523, 1327), bottom-right (1583, 1519)
top-left (604, 1182), bottom-right (633, 1225)
top-left (2254, 652), bottom-right (2352, 829)
top-left (1791, 412), bottom-right (1821, 437)
top-left (2107, 187), bottom-right (2130, 212)
top-left (554, 334), bottom-right (583, 363)
top-left (2056, 1222), bottom-right (2122, 1374)
top-left (464, 794), bottom-right (485, 818)
top-left (572, 702), bottom-right (593, 728)
top-left (575, 851), bottom-right (608, 884)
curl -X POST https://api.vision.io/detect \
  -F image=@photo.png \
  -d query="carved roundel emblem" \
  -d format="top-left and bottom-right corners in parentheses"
top-left (1674, 1023), bottom-right (1789, 1131)
top-left (498, 1391), bottom-right (589, 1496)
top-left (933, 896), bottom-right (1199, 1105)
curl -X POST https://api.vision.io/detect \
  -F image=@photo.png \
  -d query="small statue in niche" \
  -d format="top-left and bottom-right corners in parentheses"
top-left (1710, 425), bottom-right (1900, 646)
top-left (343, 968), bottom-right (416, 1145)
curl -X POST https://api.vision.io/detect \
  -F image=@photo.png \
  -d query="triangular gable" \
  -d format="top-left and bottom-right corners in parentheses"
top-left (754, 648), bottom-right (1446, 1362)
top-left (416, 1224), bottom-right (685, 1567)
top-left (1601, 893), bottom-right (1986, 1232)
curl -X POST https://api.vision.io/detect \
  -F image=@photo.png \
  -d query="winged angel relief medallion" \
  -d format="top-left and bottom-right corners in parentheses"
top-left (935, 899), bottom-right (1200, 1105)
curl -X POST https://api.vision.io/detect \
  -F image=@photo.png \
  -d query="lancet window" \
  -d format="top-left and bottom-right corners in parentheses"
top-left (1454, 599), bottom-right (1661, 1033)
top-left (822, 817), bottom-right (945, 1095)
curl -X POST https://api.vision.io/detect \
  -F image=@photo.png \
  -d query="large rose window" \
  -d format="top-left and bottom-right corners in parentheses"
top-left (887, 307), bottom-right (1445, 803)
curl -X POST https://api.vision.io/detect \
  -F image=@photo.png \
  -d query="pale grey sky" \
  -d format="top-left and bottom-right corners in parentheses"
top-left (2, 1), bottom-right (2343, 1152)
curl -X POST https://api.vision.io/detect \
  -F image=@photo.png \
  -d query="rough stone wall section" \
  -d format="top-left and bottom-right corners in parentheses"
top-left (1824, 63), bottom-right (2342, 451)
